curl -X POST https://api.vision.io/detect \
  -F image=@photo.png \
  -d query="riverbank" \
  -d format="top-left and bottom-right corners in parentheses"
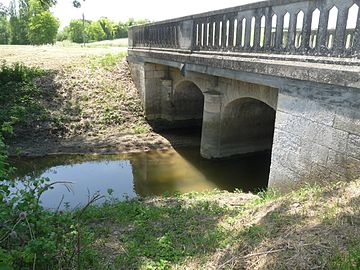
top-left (79, 179), bottom-right (360, 269)
top-left (1, 45), bottom-right (189, 157)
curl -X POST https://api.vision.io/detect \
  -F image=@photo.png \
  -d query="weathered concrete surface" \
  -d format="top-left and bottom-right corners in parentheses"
top-left (129, 53), bottom-right (360, 189)
top-left (269, 85), bottom-right (360, 189)
top-left (129, 59), bottom-right (278, 158)
top-left (128, 0), bottom-right (360, 190)
top-left (128, 49), bottom-right (360, 89)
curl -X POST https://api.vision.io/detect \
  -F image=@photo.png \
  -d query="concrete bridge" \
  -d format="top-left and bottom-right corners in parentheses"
top-left (127, 0), bottom-right (360, 189)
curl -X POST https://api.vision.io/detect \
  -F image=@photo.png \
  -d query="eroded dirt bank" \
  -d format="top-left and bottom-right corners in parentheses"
top-left (1, 45), bottom-right (195, 157)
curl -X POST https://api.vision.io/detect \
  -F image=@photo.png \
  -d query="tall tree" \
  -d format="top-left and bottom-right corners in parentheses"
top-left (98, 17), bottom-right (114, 40)
top-left (8, 0), bottom-right (22, 44)
top-left (0, 6), bottom-right (10, 44)
top-left (28, 10), bottom-right (59, 44)
top-left (72, 0), bottom-right (86, 45)
top-left (7, 0), bottom-right (59, 45)
top-left (88, 20), bottom-right (105, 42)
top-left (68, 19), bottom-right (90, 43)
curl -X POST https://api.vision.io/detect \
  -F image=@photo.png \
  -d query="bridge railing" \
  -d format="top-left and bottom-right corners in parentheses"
top-left (129, 0), bottom-right (360, 57)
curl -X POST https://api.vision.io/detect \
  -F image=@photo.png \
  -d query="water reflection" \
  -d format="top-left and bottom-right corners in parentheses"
top-left (11, 147), bottom-right (271, 209)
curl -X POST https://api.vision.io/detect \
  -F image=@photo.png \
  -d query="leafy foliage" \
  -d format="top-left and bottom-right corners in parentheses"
top-left (28, 11), bottom-right (60, 45)
top-left (4, 0), bottom-right (58, 45)
top-left (0, 14), bottom-right (10, 44)
top-left (88, 20), bottom-right (106, 42)
top-left (62, 18), bottom-right (149, 43)
top-left (68, 19), bottom-right (89, 43)
top-left (0, 61), bottom-right (47, 129)
top-left (0, 61), bottom-right (100, 269)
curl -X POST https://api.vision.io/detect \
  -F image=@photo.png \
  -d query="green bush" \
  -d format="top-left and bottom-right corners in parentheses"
top-left (88, 21), bottom-right (106, 42)
top-left (0, 61), bottom-right (101, 269)
top-left (0, 61), bottom-right (47, 128)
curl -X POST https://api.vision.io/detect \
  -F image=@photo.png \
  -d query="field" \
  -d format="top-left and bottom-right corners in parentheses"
top-left (56, 38), bottom-right (129, 48)
top-left (0, 44), bottom-right (127, 69)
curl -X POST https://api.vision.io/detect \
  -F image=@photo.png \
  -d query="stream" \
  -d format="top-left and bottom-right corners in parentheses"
top-left (11, 147), bottom-right (271, 209)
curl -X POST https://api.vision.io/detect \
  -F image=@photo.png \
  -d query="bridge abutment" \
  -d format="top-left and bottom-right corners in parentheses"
top-left (129, 62), bottom-right (170, 120)
top-left (269, 84), bottom-right (360, 189)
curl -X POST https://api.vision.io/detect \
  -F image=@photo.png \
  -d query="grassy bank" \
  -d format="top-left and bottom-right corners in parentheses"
top-left (0, 51), bottom-right (164, 269)
top-left (80, 180), bottom-right (360, 269)
top-left (2, 177), bottom-right (359, 269)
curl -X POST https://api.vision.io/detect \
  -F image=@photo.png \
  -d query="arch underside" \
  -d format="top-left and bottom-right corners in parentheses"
top-left (220, 97), bottom-right (276, 157)
top-left (172, 80), bottom-right (204, 122)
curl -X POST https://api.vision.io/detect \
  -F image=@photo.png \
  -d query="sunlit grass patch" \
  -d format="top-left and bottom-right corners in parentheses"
top-left (90, 52), bottom-right (128, 70)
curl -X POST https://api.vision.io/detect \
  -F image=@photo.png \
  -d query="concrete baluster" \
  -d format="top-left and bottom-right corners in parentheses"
top-left (353, 2), bottom-right (360, 53)
top-left (302, 5), bottom-right (313, 53)
top-left (264, 8), bottom-right (272, 50)
top-left (334, 5), bottom-right (350, 54)
top-left (236, 14), bottom-right (244, 49)
top-left (288, 12), bottom-right (297, 52)
top-left (317, 4), bottom-right (329, 54)
top-left (275, 12), bottom-right (284, 50)
top-left (245, 15), bottom-right (252, 49)
top-left (254, 14), bottom-right (261, 50)
top-left (228, 17), bottom-right (235, 49)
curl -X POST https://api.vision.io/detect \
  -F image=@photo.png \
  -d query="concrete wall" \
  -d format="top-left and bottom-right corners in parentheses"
top-left (129, 62), bottom-right (169, 120)
top-left (269, 84), bottom-right (360, 189)
top-left (130, 59), bottom-right (279, 158)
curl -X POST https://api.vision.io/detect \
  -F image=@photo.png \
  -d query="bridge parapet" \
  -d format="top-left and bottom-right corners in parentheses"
top-left (129, 0), bottom-right (360, 57)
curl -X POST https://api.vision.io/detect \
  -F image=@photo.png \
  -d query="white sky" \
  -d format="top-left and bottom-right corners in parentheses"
top-left (0, 0), bottom-right (259, 29)
top-left (0, 0), bottom-right (357, 30)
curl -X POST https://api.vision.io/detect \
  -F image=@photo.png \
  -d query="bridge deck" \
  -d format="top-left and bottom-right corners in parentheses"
top-left (128, 47), bottom-right (360, 89)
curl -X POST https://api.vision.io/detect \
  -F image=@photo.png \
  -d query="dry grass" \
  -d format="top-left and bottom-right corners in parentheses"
top-left (56, 38), bottom-right (129, 48)
top-left (0, 44), bottom-right (126, 70)
top-left (198, 180), bottom-right (360, 270)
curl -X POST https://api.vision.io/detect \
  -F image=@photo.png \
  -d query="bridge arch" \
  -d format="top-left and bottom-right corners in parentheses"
top-left (171, 80), bottom-right (204, 122)
top-left (220, 97), bottom-right (276, 156)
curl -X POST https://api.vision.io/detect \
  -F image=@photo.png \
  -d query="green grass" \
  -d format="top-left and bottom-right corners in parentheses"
top-left (0, 61), bottom-right (48, 130)
top-left (331, 243), bottom-right (360, 270)
top-left (90, 52), bottom-right (128, 70)
top-left (82, 195), bottom-right (235, 269)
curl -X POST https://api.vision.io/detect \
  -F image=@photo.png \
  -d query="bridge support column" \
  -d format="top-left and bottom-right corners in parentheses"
top-left (200, 90), bottom-right (224, 159)
top-left (129, 62), bottom-right (172, 120)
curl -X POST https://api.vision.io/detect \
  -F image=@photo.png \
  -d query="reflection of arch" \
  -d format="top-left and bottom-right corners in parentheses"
top-left (220, 97), bottom-right (276, 156)
top-left (172, 80), bottom-right (204, 121)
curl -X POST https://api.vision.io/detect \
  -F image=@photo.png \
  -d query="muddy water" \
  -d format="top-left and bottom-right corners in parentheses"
top-left (11, 147), bottom-right (271, 209)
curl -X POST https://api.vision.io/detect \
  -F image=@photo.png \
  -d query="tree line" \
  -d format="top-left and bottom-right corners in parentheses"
top-left (0, 0), bottom-right (59, 45)
top-left (57, 18), bottom-right (149, 43)
top-left (0, 0), bottom-right (148, 45)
